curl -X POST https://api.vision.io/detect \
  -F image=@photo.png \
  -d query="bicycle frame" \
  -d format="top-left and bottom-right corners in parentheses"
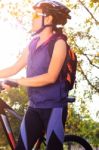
top-left (0, 98), bottom-right (22, 150)
top-left (0, 112), bottom-right (16, 150)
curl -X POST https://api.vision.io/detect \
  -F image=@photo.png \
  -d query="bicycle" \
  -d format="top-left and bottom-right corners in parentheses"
top-left (0, 80), bottom-right (93, 150)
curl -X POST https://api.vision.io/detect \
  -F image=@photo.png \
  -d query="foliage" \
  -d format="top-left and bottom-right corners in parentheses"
top-left (66, 0), bottom-right (99, 93)
top-left (65, 103), bottom-right (99, 147)
top-left (90, 0), bottom-right (99, 4)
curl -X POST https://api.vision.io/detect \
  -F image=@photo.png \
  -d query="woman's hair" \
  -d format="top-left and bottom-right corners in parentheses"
top-left (53, 26), bottom-right (63, 34)
top-left (42, 5), bottom-right (66, 33)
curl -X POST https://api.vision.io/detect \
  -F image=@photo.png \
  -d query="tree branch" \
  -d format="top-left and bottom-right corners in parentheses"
top-left (84, 53), bottom-right (99, 57)
top-left (83, 53), bottom-right (99, 69)
top-left (78, 63), bottom-right (99, 93)
top-left (78, 0), bottom-right (99, 25)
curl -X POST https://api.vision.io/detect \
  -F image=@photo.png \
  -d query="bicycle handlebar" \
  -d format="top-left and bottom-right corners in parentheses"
top-left (65, 97), bottom-right (75, 103)
top-left (4, 80), bottom-right (18, 87)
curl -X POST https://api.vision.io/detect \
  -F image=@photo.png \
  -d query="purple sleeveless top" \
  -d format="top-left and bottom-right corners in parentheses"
top-left (27, 33), bottom-right (68, 108)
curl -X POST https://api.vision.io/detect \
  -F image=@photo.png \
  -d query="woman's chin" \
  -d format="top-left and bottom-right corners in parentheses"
top-left (32, 27), bottom-right (38, 33)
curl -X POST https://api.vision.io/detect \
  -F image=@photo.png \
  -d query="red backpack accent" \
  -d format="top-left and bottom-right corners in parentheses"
top-left (63, 45), bottom-right (77, 90)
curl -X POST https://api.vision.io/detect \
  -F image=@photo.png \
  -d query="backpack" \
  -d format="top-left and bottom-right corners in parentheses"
top-left (48, 33), bottom-right (77, 91)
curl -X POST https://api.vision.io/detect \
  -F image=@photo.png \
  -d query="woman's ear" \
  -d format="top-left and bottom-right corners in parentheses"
top-left (45, 15), bottom-right (53, 24)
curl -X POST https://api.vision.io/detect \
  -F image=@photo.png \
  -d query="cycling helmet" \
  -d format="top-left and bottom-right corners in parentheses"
top-left (32, 0), bottom-right (71, 35)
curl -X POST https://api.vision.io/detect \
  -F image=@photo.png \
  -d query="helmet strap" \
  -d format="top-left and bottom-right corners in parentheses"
top-left (32, 15), bottom-right (54, 36)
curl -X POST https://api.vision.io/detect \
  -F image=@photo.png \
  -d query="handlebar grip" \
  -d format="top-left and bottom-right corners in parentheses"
top-left (4, 80), bottom-right (19, 88)
top-left (66, 97), bottom-right (75, 103)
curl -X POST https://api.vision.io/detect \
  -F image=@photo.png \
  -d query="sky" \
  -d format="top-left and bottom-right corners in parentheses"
top-left (0, 20), bottom-right (27, 77)
top-left (0, 0), bottom-right (99, 122)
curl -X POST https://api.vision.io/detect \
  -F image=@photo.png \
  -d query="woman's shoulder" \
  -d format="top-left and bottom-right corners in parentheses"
top-left (55, 32), bottom-right (67, 38)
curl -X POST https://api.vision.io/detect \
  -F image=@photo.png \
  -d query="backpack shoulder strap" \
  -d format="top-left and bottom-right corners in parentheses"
top-left (48, 33), bottom-right (67, 57)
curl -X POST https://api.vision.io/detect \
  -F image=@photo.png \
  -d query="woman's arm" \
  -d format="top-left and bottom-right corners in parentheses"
top-left (0, 48), bottom-right (28, 78)
top-left (16, 39), bottom-right (66, 87)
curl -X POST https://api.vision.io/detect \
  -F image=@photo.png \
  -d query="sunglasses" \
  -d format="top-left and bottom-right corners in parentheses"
top-left (32, 11), bottom-right (46, 19)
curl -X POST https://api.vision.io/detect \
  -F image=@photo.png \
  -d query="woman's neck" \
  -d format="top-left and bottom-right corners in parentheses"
top-left (39, 28), bottom-right (54, 41)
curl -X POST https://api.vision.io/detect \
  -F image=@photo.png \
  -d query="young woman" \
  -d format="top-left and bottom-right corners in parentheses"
top-left (0, 0), bottom-right (71, 149)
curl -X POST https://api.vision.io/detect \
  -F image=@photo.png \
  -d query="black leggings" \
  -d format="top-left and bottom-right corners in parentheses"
top-left (15, 106), bottom-right (67, 150)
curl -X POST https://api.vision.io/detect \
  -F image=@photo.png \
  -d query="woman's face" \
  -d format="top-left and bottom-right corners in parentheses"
top-left (31, 8), bottom-right (45, 33)
top-left (31, 8), bottom-right (53, 33)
